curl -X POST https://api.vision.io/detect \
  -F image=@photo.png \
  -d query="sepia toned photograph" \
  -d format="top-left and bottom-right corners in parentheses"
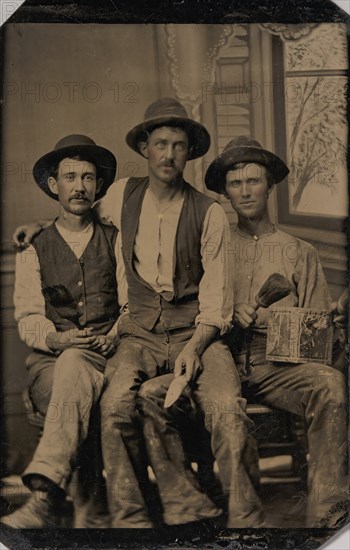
top-left (0, 1), bottom-right (349, 548)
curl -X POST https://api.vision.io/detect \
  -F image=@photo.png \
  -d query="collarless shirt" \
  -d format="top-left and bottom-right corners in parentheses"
top-left (231, 225), bottom-right (332, 332)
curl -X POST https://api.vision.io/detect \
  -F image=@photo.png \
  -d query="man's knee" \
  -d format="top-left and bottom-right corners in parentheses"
top-left (55, 348), bottom-right (87, 370)
top-left (314, 368), bottom-right (346, 405)
top-left (100, 376), bottom-right (139, 426)
top-left (137, 379), bottom-right (164, 422)
top-left (202, 394), bottom-right (251, 433)
top-left (138, 377), bottom-right (167, 403)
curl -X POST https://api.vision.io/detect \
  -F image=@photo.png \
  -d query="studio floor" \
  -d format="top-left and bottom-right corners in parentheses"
top-left (1, 460), bottom-right (342, 550)
top-left (0, 456), bottom-right (307, 529)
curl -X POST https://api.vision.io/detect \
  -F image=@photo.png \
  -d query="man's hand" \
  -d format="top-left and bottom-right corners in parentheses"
top-left (174, 343), bottom-right (202, 383)
top-left (46, 327), bottom-right (98, 352)
top-left (13, 220), bottom-right (52, 248)
top-left (90, 335), bottom-right (118, 358)
top-left (333, 313), bottom-right (348, 330)
top-left (331, 300), bottom-right (348, 330)
top-left (173, 324), bottom-right (219, 382)
top-left (234, 303), bottom-right (258, 329)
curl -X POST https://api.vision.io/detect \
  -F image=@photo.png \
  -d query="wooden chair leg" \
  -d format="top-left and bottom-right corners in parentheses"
top-left (290, 415), bottom-right (308, 490)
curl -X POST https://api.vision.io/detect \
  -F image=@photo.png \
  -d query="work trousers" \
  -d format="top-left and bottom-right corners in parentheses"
top-left (233, 333), bottom-right (349, 527)
top-left (23, 348), bottom-right (107, 527)
top-left (101, 314), bottom-right (264, 528)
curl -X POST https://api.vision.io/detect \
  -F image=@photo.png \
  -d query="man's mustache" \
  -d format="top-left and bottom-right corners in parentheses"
top-left (69, 193), bottom-right (87, 200)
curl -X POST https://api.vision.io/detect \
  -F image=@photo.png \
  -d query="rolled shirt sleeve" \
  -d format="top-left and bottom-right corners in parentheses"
top-left (196, 202), bottom-right (233, 334)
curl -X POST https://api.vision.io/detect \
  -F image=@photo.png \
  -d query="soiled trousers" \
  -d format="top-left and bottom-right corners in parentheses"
top-left (23, 348), bottom-right (107, 526)
top-left (233, 333), bottom-right (349, 527)
top-left (100, 315), bottom-right (264, 528)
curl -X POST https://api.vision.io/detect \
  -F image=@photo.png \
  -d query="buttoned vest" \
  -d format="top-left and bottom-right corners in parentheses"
top-left (32, 221), bottom-right (119, 334)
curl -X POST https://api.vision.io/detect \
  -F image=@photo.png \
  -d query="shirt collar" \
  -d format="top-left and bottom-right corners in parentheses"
top-left (234, 224), bottom-right (277, 240)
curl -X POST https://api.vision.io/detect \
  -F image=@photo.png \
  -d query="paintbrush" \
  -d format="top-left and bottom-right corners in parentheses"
top-left (252, 273), bottom-right (292, 311)
top-left (42, 284), bottom-right (81, 327)
top-left (164, 273), bottom-right (292, 409)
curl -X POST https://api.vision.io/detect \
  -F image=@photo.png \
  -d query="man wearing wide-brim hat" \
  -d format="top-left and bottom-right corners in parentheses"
top-left (97, 98), bottom-right (265, 528)
top-left (205, 135), bottom-right (348, 528)
top-left (1, 135), bottom-right (127, 528)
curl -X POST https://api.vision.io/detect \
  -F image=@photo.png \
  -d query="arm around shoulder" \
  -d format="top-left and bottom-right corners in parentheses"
top-left (13, 219), bottom-right (53, 248)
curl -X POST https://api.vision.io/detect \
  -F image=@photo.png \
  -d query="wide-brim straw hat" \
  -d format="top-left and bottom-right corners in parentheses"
top-left (33, 134), bottom-right (117, 201)
top-left (126, 97), bottom-right (210, 160)
top-left (205, 136), bottom-right (289, 194)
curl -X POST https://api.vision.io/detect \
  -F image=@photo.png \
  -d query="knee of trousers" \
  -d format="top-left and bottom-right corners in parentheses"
top-left (55, 348), bottom-right (90, 370)
top-left (54, 349), bottom-right (103, 389)
top-left (311, 369), bottom-right (346, 407)
top-left (138, 377), bottom-right (167, 402)
top-left (202, 395), bottom-right (252, 433)
top-left (137, 377), bottom-right (172, 419)
top-left (100, 383), bottom-right (139, 427)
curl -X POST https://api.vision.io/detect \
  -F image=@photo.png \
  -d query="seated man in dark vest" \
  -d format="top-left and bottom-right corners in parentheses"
top-left (97, 98), bottom-right (263, 528)
top-left (1, 135), bottom-right (126, 528)
top-left (204, 136), bottom-right (348, 528)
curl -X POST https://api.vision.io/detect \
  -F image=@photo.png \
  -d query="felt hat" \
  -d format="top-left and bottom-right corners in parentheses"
top-left (126, 97), bottom-right (210, 160)
top-left (205, 136), bottom-right (289, 194)
top-left (33, 134), bottom-right (117, 201)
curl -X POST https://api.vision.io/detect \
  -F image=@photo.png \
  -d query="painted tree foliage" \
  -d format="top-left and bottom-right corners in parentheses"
top-left (285, 24), bottom-right (347, 210)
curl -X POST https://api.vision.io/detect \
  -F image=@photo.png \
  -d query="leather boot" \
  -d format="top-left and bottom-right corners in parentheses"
top-left (1, 490), bottom-right (62, 529)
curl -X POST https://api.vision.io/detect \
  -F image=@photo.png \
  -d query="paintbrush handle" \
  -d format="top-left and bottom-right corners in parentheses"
top-left (246, 298), bottom-right (263, 314)
top-left (252, 297), bottom-right (265, 311)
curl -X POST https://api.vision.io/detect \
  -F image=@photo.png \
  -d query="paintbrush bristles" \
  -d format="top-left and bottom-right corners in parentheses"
top-left (42, 284), bottom-right (75, 307)
top-left (255, 273), bottom-right (291, 309)
top-left (41, 284), bottom-right (81, 328)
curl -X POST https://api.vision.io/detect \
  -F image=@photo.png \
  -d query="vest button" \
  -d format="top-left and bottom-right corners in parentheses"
top-left (78, 301), bottom-right (84, 307)
top-left (77, 281), bottom-right (83, 287)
